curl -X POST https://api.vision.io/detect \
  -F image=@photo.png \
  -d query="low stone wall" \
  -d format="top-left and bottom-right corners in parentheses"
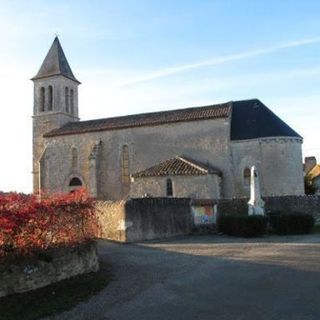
top-left (95, 198), bottom-right (192, 242)
top-left (216, 196), bottom-right (320, 223)
top-left (0, 241), bottom-right (99, 298)
top-left (95, 201), bottom-right (126, 242)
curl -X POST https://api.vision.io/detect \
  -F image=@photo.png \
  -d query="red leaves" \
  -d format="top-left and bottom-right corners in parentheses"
top-left (0, 188), bottom-right (97, 259)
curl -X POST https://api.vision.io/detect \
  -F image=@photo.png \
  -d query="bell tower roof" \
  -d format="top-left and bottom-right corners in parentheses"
top-left (32, 37), bottom-right (80, 83)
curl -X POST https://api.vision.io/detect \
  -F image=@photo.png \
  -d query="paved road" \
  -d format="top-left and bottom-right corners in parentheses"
top-left (49, 235), bottom-right (320, 320)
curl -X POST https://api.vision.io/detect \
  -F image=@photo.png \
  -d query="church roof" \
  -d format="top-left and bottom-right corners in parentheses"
top-left (230, 99), bottom-right (301, 140)
top-left (32, 37), bottom-right (80, 83)
top-left (44, 102), bottom-right (231, 137)
top-left (44, 99), bottom-right (301, 140)
top-left (131, 156), bottom-right (222, 178)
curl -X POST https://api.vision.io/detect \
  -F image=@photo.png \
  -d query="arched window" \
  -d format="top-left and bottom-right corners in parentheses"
top-left (69, 177), bottom-right (82, 187)
top-left (65, 87), bottom-right (69, 112)
top-left (244, 168), bottom-right (251, 187)
top-left (70, 89), bottom-right (74, 114)
top-left (166, 179), bottom-right (173, 197)
top-left (121, 145), bottom-right (130, 185)
top-left (48, 85), bottom-right (53, 111)
top-left (40, 87), bottom-right (45, 112)
top-left (71, 147), bottom-right (78, 168)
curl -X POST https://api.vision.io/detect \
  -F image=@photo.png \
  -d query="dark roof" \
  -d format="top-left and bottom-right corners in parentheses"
top-left (44, 102), bottom-right (231, 137)
top-left (44, 99), bottom-right (302, 140)
top-left (32, 37), bottom-right (80, 83)
top-left (131, 156), bottom-right (221, 178)
top-left (231, 99), bottom-right (301, 140)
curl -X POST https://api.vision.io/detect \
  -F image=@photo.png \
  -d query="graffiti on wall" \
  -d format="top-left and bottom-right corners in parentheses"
top-left (192, 205), bottom-right (217, 225)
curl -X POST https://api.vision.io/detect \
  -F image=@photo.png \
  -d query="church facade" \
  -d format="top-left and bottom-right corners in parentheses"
top-left (32, 38), bottom-right (305, 200)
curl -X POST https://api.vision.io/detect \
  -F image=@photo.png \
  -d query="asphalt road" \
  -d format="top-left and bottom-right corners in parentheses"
top-left (48, 234), bottom-right (320, 320)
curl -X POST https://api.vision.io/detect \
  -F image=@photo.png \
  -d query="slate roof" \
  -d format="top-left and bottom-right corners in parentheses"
top-left (131, 156), bottom-right (221, 178)
top-left (32, 37), bottom-right (80, 83)
top-left (44, 99), bottom-right (302, 140)
top-left (230, 99), bottom-right (301, 140)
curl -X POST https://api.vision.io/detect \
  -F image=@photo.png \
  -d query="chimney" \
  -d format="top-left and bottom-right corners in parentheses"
top-left (304, 156), bottom-right (317, 174)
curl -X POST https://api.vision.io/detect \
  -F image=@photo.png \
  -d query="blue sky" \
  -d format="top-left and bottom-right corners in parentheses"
top-left (0, 0), bottom-right (320, 192)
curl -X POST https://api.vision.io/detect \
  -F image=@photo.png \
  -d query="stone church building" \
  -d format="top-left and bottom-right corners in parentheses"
top-left (32, 38), bottom-right (305, 200)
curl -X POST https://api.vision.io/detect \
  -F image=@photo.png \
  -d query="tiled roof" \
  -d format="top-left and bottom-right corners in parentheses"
top-left (44, 102), bottom-right (231, 137)
top-left (307, 165), bottom-right (320, 180)
top-left (44, 99), bottom-right (302, 140)
top-left (131, 156), bottom-right (221, 178)
top-left (32, 37), bottom-right (80, 83)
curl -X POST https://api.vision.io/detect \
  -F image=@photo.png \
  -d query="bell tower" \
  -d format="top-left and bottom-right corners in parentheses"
top-left (31, 37), bottom-right (81, 193)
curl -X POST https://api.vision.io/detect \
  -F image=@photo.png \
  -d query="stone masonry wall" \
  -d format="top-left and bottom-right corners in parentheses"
top-left (95, 201), bottom-right (127, 242)
top-left (217, 196), bottom-right (320, 224)
top-left (95, 198), bottom-right (192, 242)
top-left (0, 241), bottom-right (99, 298)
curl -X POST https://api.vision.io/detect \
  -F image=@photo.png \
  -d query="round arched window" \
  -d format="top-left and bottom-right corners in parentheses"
top-left (69, 177), bottom-right (82, 187)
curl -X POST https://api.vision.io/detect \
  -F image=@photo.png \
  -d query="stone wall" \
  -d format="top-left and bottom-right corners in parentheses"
top-left (216, 196), bottom-right (320, 224)
top-left (0, 241), bottom-right (99, 298)
top-left (130, 174), bottom-right (221, 199)
top-left (95, 200), bottom-right (127, 242)
top-left (95, 198), bottom-right (192, 242)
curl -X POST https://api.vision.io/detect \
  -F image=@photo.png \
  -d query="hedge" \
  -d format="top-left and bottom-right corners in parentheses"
top-left (268, 212), bottom-right (315, 235)
top-left (0, 188), bottom-right (97, 260)
top-left (218, 215), bottom-right (268, 237)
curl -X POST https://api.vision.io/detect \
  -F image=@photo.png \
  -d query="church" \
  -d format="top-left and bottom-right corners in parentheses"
top-left (32, 37), bottom-right (305, 200)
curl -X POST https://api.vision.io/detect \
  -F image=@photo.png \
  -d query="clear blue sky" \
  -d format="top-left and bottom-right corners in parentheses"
top-left (0, 0), bottom-right (320, 192)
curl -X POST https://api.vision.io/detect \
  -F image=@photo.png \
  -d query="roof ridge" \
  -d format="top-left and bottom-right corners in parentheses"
top-left (176, 156), bottom-right (208, 173)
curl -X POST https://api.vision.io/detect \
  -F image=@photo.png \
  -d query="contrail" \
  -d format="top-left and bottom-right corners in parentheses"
top-left (118, 36), bottom-right (320, 86)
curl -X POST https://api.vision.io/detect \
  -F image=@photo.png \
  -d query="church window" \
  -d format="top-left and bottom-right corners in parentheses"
top-left (65, 87), bottom-right (69, 112)
top-left (70, 89), bottom-right (74, 114)
top-left (48, 85), bottom-right (53, 111)
top-left (121, 145), bottom-right (130, 185)
top-left (71, 147), bottom-right (78, 168)
top-left (69, 177), bottom-right (82, 187)
top-left (166, 179), bottom-right (173, 197)
top-left (40, 87), bottom-right (45, 112)
top-left (244, 168), bottom-right (251, 187)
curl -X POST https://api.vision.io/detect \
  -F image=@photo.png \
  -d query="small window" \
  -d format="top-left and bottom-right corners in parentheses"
top-left (244, 168), bottom-right (251, 187)
top-left (65, 87), bottom-right (69, 112)
top-left (70, 89), bottom-right (74, 114)
top-left (166, 179), bottom-right (173, 197)
top-left (48, 85), bottom-right (53, 111)
top-left (40, 87), bottom-right (45, 112)
top-left (69, 177), bottom-right (82, 187)
top-left (71, 147), bottom-right (78, 168)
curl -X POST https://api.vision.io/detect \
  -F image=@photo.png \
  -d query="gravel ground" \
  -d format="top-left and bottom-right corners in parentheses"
top-left (46, 234), bottom-right (320, 320)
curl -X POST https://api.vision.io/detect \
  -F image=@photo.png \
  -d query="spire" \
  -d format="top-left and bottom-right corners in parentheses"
top-left (32, 37), bottom-right (80, 83)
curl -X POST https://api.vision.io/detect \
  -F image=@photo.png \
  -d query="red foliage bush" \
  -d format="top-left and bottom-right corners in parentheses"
top-left (0, 188), bottom-right (97, 260)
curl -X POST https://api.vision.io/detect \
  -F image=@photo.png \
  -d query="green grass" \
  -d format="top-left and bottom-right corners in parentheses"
top-left (313, 225), bottom-right (320, 234)
top-left (0, 262), bottom-right (112, 320)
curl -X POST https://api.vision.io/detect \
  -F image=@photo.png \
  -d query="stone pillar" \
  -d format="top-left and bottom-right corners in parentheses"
top-left (248, 166), bottom-right (265, 216)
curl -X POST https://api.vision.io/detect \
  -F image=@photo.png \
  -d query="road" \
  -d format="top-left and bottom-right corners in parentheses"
top-left (49, 234), bottom-right (320, 320)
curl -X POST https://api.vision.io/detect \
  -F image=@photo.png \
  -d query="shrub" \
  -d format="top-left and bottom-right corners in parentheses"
top-left (268, 212), bottom-right (315, 235)
top-left (218, 215), bottom-right (268, 237)
top-left (0, 188), bottom-right (97, 260)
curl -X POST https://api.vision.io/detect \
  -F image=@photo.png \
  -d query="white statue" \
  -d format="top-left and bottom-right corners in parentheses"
top-left (248, 166), bottom-right (265, 216)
